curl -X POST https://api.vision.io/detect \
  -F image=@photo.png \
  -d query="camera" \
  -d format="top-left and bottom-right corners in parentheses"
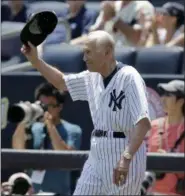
top-left (141, 172), bottom-right (156, 195)
top-left (7, 101), bottom-right (47, 124)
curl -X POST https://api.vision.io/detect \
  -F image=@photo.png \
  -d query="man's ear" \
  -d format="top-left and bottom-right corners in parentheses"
top-left (105, 46), bottom-right (112, 56)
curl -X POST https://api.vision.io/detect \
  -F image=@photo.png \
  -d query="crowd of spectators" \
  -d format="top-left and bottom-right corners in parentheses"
top-left (1, 0), bottom-right (184, 49)
top-left (1, 0), bottom-right (184, 195)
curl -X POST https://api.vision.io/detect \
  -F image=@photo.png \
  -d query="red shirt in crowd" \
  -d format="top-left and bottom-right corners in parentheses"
top-left (147, 117), bottom-right (184, 195)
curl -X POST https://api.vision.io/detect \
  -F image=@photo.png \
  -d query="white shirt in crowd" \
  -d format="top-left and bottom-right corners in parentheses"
top-left (92, 0), bottom-right (155, 46)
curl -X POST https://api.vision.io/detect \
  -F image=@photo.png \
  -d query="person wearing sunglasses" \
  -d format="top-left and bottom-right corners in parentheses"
top-left (144, 2), bottom-right (184, 47)
top-left (12, 82), bottom-right (82, 195)
top-left (146, 80), bottom-right (185, 195)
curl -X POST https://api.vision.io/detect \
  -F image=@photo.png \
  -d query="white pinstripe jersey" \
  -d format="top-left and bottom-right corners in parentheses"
top-left (64, 63), bottom-right (150, 138)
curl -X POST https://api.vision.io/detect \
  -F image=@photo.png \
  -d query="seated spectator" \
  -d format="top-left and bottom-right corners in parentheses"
top-left (12, 83), bottom-right (82, 195)
top-left (1, 0), bottom-right (27, 23)
top-left (142, 2), bottom-right (184, 47)
top-left (45, 0), bottom-right (97, 45)
top-left (147, 80), bottom-right (185, 195)
top-left (71, 0), bottom-right (154, 46)
top-left (65, 0), bottom-right (97, 40)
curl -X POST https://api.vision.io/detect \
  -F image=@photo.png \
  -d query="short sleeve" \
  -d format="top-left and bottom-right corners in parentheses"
top-left (67, 126), bottom-right (82, 150)
top-left (63, 71), bottom-right (89, 101)
top-left (126, 69), bottom-right (150, 125)
top-left (82, 10), bottom-right (98, 34)
top-left (31, 122), bottom-right (45, 149)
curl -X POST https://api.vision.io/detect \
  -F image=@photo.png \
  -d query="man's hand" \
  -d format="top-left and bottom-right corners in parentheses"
top-left (1, 182), bottom-right (12, 195)
top-left (44, 111), bottom-right (53, 126)
top-left (43, 111), bottom-right (75, 150)
top-left (21, 41), bottom-right (39, 65)
top-left (113, 156), bottom-right (131, 186)
top-left (101, 1), bottom-right (115, 22)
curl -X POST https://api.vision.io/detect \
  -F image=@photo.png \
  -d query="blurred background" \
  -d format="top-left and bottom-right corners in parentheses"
top-left (1, 0), bottom-right (184, 195)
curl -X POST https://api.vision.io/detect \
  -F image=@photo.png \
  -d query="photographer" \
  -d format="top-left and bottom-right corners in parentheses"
top-left (12, 82), bottom-right (82, 195)
top-left (146, 80), bottom-right (185, 195)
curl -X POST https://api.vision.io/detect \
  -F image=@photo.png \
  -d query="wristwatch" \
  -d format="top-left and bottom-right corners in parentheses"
top-left (122, 151), bottom-right (132, 160)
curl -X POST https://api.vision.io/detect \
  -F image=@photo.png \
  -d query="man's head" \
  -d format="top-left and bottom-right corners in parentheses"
top-left (35, 83), bottom-right (66, 120)
top-left (83, 30), bottom-right (115, 72)
top-left (66, 0), bottom-right (85, 13)
top-left (157, 80), bottom-right (185, 115)
top-left (10, 0), bottom-right (24, 8)
top-left (157, 2), bottom-right (184, 29)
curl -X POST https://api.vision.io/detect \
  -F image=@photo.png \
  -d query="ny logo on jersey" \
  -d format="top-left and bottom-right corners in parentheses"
top-left (108, 89), bottom-right (125, 111)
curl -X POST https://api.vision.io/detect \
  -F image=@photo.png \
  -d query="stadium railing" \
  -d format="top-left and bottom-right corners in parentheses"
top-left (2, 149), bottom-right (184, 173)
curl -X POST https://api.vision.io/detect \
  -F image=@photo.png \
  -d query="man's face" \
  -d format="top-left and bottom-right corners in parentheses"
top-left (10, 0), bottom-right (24, 7)
top-left (83, 40), bottom-right (107, 72)
top-left (67, 0), bottom-right (84, 10)
top-left (39, 95), bottom-right (62, 120)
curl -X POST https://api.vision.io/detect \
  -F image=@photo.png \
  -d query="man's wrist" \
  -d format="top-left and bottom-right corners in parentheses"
top-left (31, 57), bottom-right (41, 67)
top-left (46, 121), bottom-right (53, 127)
top-left (122, 147), bottom-right (133, 160)
top-left (45, 121), bottom-right (55, 131)
top-left (122, 151), bottom-right (132, 160)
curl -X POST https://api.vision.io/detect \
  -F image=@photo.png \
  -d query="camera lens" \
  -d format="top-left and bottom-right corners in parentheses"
top-left (8, 105), bottom-right (25, 123)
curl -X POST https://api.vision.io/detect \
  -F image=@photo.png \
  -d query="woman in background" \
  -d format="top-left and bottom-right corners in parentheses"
top-left (147, 80), bottom-right (185, 195)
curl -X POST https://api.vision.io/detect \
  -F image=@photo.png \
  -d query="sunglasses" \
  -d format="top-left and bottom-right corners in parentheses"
top-left (44, 103), bottom-right (60, 108)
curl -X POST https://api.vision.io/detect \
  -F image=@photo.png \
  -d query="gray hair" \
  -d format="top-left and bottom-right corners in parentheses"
top-left (87, 30), bottom-right (115, 52)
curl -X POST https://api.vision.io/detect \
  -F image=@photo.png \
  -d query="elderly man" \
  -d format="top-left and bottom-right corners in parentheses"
top-left (21, 30), bottom-right (151, 195)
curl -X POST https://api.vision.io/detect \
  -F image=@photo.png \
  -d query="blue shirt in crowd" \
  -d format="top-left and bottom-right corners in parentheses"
top-left (45, 5), bottom-right (97, 45)
top-left (30, 120), bottom-right (82, 195)
top-left (1, 3), bottom-right (27, 23)
top-left (65, 5), bottom-right (97, 39)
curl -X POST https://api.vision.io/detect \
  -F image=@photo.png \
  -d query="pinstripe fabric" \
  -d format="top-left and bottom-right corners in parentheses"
top-left (64, 63), bottom-right (149, 195)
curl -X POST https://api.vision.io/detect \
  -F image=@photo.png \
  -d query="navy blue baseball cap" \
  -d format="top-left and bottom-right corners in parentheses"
top-left (20, 11), bottom-right (58, 47)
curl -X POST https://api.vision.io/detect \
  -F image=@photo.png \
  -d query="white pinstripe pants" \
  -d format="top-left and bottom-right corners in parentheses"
top-left (73, 134), bottom-right (146, 195)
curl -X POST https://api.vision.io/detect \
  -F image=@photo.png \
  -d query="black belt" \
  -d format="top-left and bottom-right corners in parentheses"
top-left (94, 130), bottom-right (126, 138)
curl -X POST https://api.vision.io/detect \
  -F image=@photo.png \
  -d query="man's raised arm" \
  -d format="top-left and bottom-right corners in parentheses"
top-left (21, 42), bottom-right (66, 91)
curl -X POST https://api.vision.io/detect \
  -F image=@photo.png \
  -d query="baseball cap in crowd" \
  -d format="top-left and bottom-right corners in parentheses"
top-left (157, 80), bottom-right (185, 97)
top-left (20, 11), bottom-right (58, 47)
top-left (8, 172), bottom-right (32, 195)
top-left (156, 2), bottom-right (184, 25)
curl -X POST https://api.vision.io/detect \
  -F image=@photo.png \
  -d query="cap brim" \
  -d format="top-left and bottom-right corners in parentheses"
top-left (157, 83), bottom-right (176, 92)
top-left (20, 11), bottom-right (58, 47)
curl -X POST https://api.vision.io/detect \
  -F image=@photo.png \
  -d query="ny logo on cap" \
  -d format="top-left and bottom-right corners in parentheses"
top-left (108, 89), bottom-right (125, 111)
top-left (29, 18), bottom-right (42, 34)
